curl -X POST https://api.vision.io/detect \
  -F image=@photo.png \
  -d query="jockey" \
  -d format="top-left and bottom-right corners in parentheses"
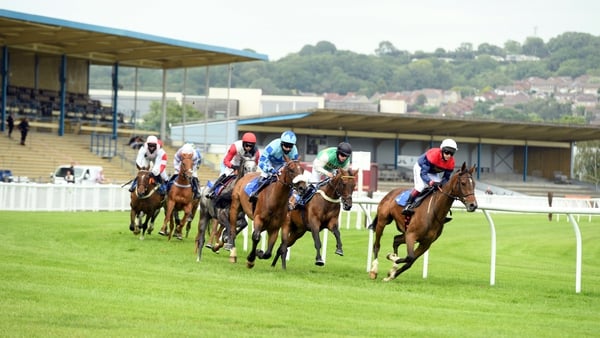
top-left (402, 138), bottom-right (457, 216)
top-left (293, 142), bottom-right (352, 209)
top-left (206, 132), bottom-right (260, 199)
top-left (129, 135), bottom-right (168, 195)
top-left (249, 130), bottom-right (299, 202)
top-left (169, 143), bottom-right (202, 199)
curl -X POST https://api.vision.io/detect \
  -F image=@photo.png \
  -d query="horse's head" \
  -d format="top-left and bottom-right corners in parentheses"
top-left (280, 157), bottom-right (307, 194)
top-left (240, 156), bottom-right (257, 177)
top-left (180, 153), bottom-right (194, 181)
top-left (329, 168), bottom-right (356, 211)
top-left (444, 162), bottom-right (478, 212)
top-left (136, 170), bottom-right (156, 197)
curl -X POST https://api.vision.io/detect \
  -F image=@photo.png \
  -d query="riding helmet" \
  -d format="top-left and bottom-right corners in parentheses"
top-left (440, 139), bottom-right (458, 151)
top-left (242, 132), bottom-right (257, 144)
top-left (337, 142), bottom-right (352, 157)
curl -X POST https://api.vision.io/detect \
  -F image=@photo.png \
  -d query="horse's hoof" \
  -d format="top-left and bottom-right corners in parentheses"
top-left (133, 229), bottom-right (140, 235)
top-left (369, 271), bottom-right (378, 280)
top-left (223, 243), bottom-right (232, 251)
top-left (129, 225), bottom-right (135, 231)
top-left (335, 249), bottom-right (344, 256)
top-left (229, 256), bottom-right (237, 263)
top-left (205, 243), bottom-right (213, 249)
top-left (158, 230), bottom-right (167, 236)
top-left (246, 261), bottom-right (255, 269)
top-left (315, 259), bottom-right (325, 266)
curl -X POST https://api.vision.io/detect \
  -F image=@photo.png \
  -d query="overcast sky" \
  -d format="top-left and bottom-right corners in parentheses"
top-left (2, 1), bottom-right (599, 61)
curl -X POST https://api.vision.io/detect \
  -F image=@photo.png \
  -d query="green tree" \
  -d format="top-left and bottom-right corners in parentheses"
top-left (574, 141), bottom-right (600, 188)
top-left (140, 100), bottom-right (204, 132)
top-left (522, 36), bottom-right (549, 58)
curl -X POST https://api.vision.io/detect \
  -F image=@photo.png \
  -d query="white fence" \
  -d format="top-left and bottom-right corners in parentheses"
top-left (0, 183), bottom-right (131, 211)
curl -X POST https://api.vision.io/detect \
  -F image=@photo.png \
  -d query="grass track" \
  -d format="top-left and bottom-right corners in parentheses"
top-left (0, 210), bottom-right (599, 337)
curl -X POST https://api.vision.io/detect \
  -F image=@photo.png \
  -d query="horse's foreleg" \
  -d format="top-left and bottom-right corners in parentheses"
top-left (195, 216), bottom-right (209, 262)
top-left (257, 229), bottom-right (279, 261)
top-left (129, 209), bottom-right (137, 232)
top-left (385, 241), bottom-right (431, 281)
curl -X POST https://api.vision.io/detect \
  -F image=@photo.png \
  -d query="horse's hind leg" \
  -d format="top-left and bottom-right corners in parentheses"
top-left (257, 229), bottom-right (278, 261)
top-left (308, 227), bottom-right (325, 266)
top-left (329, 221), bottom-right (344, 256)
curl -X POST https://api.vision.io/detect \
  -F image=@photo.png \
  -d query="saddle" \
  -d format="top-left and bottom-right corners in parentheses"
top-left (395, 186), bottom-right (436, 208)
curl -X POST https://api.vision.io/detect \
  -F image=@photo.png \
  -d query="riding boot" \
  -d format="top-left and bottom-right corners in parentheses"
top-left (128, 177), bottom-right (138, 192)
top-left (295, 184), bottom-right (316, 209)
top-left (192, 177), bottom-right (200, 199)
top-left (206, 174), bottom-right (226, 199)
top-left (402, 189), bottom-right (420, 216)
top-left (155, 175), bottom-right (166, 195)
top-left (249, 176), bottom-right (270, 202)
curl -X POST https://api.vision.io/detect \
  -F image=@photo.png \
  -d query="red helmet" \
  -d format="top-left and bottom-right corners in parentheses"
top-left (242, 132), bottom-right (257, 143)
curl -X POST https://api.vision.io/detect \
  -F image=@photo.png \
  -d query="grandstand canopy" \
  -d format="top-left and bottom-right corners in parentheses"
top-left (0, 9), bottom-right (268, 69)
top-left (238, 109), bottom-right (600, 146)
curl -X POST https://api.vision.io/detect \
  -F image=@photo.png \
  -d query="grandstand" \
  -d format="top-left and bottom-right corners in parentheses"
top-left (0, 128), bottom-right (220, 186)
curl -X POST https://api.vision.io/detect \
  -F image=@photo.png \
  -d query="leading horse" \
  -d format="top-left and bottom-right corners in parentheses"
top-left (227, 157), bottom-right (306, 267)
top-left (194, 156), bottom-right (257, 261)
top-left (271, 168), bottom-right (356, 269)
top-left (159, 153), bottom-right (196, 241)
top-left (129, 168), bottom-right (163, 240)
top-left (368, 162), bottom-right (478, 281)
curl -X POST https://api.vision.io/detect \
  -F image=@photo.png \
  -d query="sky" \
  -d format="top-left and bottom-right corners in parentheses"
top-left (1, 1), bottom-right (599, 61)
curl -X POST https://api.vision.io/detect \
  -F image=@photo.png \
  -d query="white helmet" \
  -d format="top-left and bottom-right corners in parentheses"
top-left (146, 135), bottom-right (158, 145)
top-left (181, 143), bottom-right (194, 154)
top-left (440, 139), bottom-right (458, 151)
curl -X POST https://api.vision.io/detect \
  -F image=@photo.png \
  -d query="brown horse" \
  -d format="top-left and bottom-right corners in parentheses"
top-left (194, 156), bottom-right (257, 261)
top-left (271, 168), bottom-right (356, 269)
top-left (129, 169), bottom-right (163, 240)
top-left (227, 157), bottom-right (306, 267)
top-left (159, 153), bottom-right (195, 241)
top-left (368, 162), bottom-right (478, 281)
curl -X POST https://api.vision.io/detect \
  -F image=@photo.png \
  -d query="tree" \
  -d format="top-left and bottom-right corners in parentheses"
top-left (140, 100), bottom-right (204, 132)
top-left (574, 141), bottom-right (600, 188)
top-left (522, 36), bottom-right (549, 58)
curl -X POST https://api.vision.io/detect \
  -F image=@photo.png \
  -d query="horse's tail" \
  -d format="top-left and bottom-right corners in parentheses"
top-left (214, 190), bottom-right (233, 209)
top-left (367, 215), bottom-right (378, 230)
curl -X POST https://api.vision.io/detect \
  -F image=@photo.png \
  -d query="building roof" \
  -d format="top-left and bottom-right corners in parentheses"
top-left (0, 9), bottom-right (268, 69)
top-left (238, 109), bottom-right (600, 147)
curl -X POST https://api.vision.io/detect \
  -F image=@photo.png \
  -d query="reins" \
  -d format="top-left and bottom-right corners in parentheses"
top-left (437, 171), bottom-right (474, 203)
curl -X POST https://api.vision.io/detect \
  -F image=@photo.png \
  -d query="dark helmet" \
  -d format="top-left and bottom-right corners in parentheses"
top-left (337, 142), bottom-right (352, 157)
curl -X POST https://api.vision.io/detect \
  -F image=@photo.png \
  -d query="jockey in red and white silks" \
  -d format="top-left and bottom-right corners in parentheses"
top-left (135, 135), bottom-right (168, 181)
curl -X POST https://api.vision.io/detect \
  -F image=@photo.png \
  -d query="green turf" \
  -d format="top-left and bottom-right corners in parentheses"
top-left (0, 210), bottom-right (598, 337)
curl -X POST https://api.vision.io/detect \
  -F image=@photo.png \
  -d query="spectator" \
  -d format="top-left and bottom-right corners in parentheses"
top-left (18, 117), bottom-right (29, 146)
top-left (65, 170), bottom-right (75, 184)
top-left (96, 169), bottom-right (107, 184)
top-left (6, 113), bottom-right (14, 138)
top-left (485, 186), bottom-right (494, 195)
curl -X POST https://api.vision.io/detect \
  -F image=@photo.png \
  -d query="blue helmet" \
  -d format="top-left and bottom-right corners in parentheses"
top-left (280, 130), bottom-right (297, 145)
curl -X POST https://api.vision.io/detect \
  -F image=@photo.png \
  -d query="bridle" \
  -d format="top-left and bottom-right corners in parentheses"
top-left (136, 170), bottom-right (159, 199)
top-left (439, 170), bottom-right (475, 204)
top-left (276, 160), bottom-right (302, 189)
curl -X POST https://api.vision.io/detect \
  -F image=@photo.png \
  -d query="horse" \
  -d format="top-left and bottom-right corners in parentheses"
top-left (367, 162), bottom-right (478, 281)
top-left (271, 168), bottom-right (356, 269)
top-left (227, 157), bottom-right (306, 267)
top-left (129, 169), bottom-right (163, 240)
top-left (159, 153), bottom-right (196, 241)
top-left (194, 156), bottom-right (257, 262)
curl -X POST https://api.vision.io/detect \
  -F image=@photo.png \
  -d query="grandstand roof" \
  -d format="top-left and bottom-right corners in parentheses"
top-left (238, 109), bottom-right (600, 146)
top-left (0, 9), bottom-right (268, 69)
